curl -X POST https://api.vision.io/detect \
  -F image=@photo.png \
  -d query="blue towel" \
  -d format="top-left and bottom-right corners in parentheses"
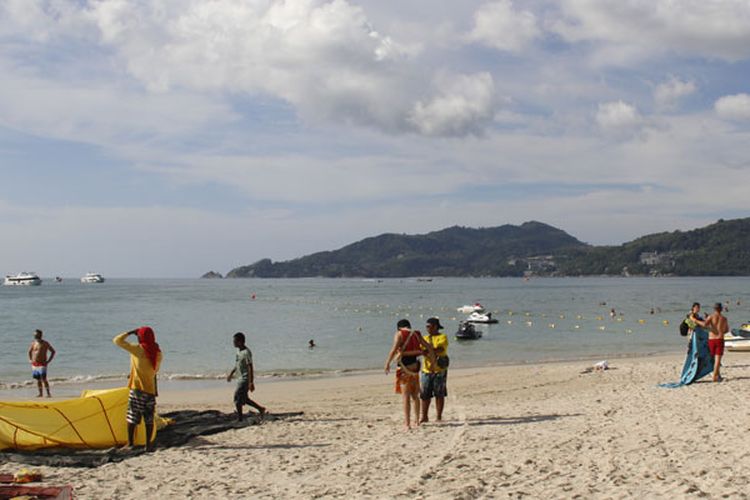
top-left (660, 328), bottom-right (714, 388)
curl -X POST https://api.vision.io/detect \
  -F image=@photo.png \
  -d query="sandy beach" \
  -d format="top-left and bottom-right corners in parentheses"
top-left (4, 353), bottom-right (750, 499)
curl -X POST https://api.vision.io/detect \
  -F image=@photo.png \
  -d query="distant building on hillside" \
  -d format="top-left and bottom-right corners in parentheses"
top-left (639, 251), bottom-right (676, 269)
top-left (526, 255), bottom-right (556, 272)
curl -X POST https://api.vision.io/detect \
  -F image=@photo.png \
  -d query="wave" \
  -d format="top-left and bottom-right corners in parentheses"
top-left (0, 367), bottom-right (376, 390)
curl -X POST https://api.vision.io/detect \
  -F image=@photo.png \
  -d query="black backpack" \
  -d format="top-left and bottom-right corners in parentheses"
top-left (679, 320), bottom-right (689, 337)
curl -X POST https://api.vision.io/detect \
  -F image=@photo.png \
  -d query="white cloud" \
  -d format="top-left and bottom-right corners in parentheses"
top-left (555, 0), bottom-right (750, 62)
top-left (0, 59), bottom-right (237, 147)
top-left (654, 77), bottom-right (696, 111)
top-left (596, 100), bottom-right (642, 130)
top-left (468, 1), bottom-right (540, 52)
top-left (0, 0), bottom-right (503, 138)
top-left (715, 93), bottom-right (750, 121)
top-left (408, 73), bottom-right (497, 137)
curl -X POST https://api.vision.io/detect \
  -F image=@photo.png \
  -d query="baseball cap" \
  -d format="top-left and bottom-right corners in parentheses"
top-left (426, 317), bottom-right (444, 329)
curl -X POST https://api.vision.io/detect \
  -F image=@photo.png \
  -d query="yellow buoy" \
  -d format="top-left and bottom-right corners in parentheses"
top-left (598, 325), bottom-right (606, 331)
top-left (638, 319), bottom-right (646, 324)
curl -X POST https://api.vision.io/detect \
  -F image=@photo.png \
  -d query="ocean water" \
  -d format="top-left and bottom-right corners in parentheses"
top-left (1, 277), bottom-right (748, 391)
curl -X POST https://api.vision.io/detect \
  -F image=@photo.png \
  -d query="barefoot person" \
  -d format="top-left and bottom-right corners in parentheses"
top-left (113, 326), bottom-right (162, 451)
top-left (227, 332), bottom-right (266, 421)
top-left (28, 329), bottom-right (55, 397)
top-left (384, 319), bottom-right (436, 430)
top-left (420, 317), bottom-right (449, 423)
top-left (703, 303), bottom-right (729, 382)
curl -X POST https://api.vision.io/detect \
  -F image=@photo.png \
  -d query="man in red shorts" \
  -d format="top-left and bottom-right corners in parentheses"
top-left (704, 303), bottom-right (729, 382)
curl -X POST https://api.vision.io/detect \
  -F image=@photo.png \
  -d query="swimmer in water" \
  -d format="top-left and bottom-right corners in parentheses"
top-left (309, 339), bottom-right (316, 349)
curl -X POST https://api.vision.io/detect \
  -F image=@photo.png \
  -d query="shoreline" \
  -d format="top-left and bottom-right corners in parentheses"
top-left (0, 347), bottom-right (687, 400)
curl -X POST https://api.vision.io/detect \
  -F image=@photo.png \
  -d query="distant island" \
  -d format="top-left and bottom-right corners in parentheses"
top-left (206, 217), bottom-right (750, 278)
top-left (200, 271), bottom-right (224, 279)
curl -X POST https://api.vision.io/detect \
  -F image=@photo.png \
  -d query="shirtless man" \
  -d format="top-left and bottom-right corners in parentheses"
top-left (28, 329), bottom-right (56, 397)
top-left (704, 303), bottom-right (729, 382)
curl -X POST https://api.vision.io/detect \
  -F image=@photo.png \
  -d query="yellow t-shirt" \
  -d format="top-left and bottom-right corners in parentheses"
top-left (422, 333), bottom-right (448, 373)
top-left (113, 332), bottom-right (162, 395)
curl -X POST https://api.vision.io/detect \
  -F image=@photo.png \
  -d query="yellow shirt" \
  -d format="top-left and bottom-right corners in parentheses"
top-left (422, 333), bottom-right (448, 373)
top-left (113, 332), bottom-right (162, 395)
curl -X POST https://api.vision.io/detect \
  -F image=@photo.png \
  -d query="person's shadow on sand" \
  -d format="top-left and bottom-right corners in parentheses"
top-left (438, 413), bottom-right (583, 427)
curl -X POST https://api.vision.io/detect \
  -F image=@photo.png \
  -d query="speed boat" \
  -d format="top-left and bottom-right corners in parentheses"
top-left (455, 321), bottom-right (482, 340)
top-left (4, 272), bottom-right (42, 286)
top-left (457, 303), bottom-right (485, 314)
top-left (466, 311), bottom-right (499, 324)
top-left (80, 273), bottom-right (105, 284)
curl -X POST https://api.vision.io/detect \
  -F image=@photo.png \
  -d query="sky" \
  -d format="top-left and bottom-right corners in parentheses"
top-left (1, 0), bottom-right (750, 277)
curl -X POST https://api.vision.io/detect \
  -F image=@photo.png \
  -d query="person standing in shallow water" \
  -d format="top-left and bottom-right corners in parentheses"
top-left (384, 319), bottom-right (436, 431)
top-left (227, 332), bottom-right (266, 421)
top-left (113, 326), bottom-right (162, 451)
top-left (28, 329), bottom-right (55, 397)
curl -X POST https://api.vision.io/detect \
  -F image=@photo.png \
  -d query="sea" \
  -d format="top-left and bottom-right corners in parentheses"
top-left (1, 277), bottom-right (748, 397)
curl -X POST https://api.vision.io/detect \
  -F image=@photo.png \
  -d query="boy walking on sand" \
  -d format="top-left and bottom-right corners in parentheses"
top-left (227, 332), bottom-right (266, 421)
top-left (28, 329), bottom-right (55, 397)
top-left (704, 303), bottom-right (729, 382)
top-left (420, 318), bottom-right (449, 423)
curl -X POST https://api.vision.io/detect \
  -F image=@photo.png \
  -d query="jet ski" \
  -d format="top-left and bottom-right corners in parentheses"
top-left (729, 328), bottom-right (750, 339)
top-left (726, 339), bottom-right (750, 352)
top-left (457, 303), bottom-right (485, 314)
top-left (455, 321), bottom-right (482, 340)
top-left (466, 311), bottom-right (499, 324)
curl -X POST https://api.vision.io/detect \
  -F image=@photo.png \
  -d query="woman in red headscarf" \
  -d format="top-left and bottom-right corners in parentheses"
top-left (113, 326), bottom-right (163, 451)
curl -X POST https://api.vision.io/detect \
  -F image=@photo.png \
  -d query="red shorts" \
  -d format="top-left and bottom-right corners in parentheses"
top-left (708, 338), bottom-right (725, 356)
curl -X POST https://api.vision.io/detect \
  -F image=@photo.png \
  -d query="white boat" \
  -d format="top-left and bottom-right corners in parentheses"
top-left (726, 339), bottom-right (750, 352)
top-left (466, 311), bottom-right (499, 324)
top-left (80, 273), bottom-right (105, 284)
top-left (4, 272), bottom-right (42, 286)
top-left (457, 303), bottom-right (485, 314)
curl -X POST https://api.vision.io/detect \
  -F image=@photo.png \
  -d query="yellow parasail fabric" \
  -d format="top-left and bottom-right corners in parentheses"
top-left (0, 387), bottom-right (168, 451)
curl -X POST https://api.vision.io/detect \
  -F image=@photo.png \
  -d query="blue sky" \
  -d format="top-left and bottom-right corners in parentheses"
top-left (1, 0), bottom-right (750, 277)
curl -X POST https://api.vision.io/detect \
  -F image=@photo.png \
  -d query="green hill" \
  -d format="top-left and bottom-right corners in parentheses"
top-left (557, 217), bottom-right (750, 276)
top-left (226, 221), bottom-right (587, 278)
top-left (223, 217), bottom-right (750, 278)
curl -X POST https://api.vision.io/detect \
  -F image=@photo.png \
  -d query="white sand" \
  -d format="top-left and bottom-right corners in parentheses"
top-left (5, 353), bottom-right (750, 498)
